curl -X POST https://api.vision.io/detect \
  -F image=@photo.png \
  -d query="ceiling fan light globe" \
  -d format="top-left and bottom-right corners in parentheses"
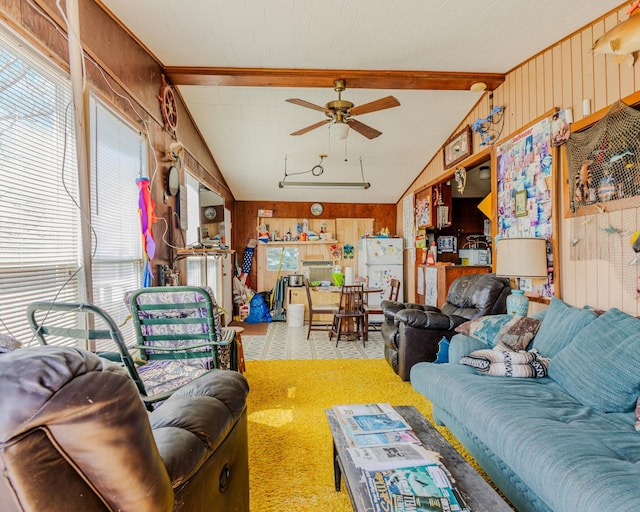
top-left (330, 122), bottom-right (350, 140)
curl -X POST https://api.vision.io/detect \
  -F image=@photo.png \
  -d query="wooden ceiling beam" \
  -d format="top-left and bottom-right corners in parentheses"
top-left (164, 67), bottom-right (505, 91)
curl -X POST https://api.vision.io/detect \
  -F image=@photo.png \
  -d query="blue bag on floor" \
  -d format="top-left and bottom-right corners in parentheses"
top-left (244, 293), bottom-right (272, 323)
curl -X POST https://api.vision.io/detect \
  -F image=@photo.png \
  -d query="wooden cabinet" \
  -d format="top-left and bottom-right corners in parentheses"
top-left (415, 265), bottom-right (490, 308)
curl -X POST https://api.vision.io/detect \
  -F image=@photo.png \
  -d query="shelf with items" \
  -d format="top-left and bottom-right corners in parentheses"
top-left (256, 217), bottom-right (336, 242)
top-left (258, 240), bottom-right (337, 245)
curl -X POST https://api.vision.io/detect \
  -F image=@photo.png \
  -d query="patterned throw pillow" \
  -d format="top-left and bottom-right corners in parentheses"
top-left (636, 395), bottom-right (640, 432)
top-left (460, 343), bottom-right (549, 378)
top-left (0, 334), bottom-right (22, 353)
top-left (455, 314), bottom-right (541, 351)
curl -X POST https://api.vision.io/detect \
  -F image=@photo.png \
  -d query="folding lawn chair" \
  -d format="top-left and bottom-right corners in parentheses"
top-left (125, 286), bottom-right (238, 385)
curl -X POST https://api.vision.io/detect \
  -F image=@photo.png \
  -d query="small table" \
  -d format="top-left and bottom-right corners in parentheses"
top-left (325, 405), bottom-right (513, 512)
top-left (224, 326), bottom-right (246, 373)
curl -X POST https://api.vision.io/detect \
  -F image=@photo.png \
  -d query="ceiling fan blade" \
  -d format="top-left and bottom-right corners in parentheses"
top-left (348, 119), bottom-right (382, 139)
top-left (290, 119), bottom-right (331, 136)
top-left (285, 98), bottom-right (331, 113)
top-left (349, 96), bottom-right (400, 116)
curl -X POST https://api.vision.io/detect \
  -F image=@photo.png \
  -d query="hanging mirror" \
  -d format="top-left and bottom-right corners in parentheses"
top-left (166, 165), bottom-right (179, 196)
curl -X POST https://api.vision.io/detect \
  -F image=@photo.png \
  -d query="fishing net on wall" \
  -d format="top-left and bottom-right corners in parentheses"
top-left (565, 101), bottom-right (640, 298)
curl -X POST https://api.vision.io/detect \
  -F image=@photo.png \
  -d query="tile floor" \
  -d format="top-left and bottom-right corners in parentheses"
top-left (242, 321), bottom-right (385, 361)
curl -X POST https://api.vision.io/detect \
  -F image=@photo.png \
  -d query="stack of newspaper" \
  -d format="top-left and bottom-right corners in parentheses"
top-left (333, 403), bottom-right (471, 512)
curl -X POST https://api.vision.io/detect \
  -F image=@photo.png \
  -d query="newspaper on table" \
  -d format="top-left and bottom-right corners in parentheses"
top-left (364, 463), bottom-right (471, 512)
top-left (347, 443), bottom-right (441, 471)
top-left (346, 428), bottom-right (422, 448)
top-left (334, 403), bottom-right (412, 435)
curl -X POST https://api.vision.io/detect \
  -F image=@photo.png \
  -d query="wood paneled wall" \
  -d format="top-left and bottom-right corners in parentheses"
top-left (234, 201), bottom-right (395, 287)
top-left (0, 0), bottom-right (234, 268)
top-left (398, 3), bottom-right (640, 315)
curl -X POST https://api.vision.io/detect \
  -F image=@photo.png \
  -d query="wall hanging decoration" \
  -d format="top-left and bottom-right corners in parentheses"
top-left (496, 110), bottom-right (557, 299)
top-left (472, 93), bottom-right (505, 147)
top-left (436, 183), bottom-right (450, 229)
top-left (454, 166), bottom-right (467, 194)
top-left (565, 101), bottom-right (640, 214)
top-left (158, 74), bottom-right (178, 136)
top-left (415, 192), bottom-right (432, 228)
top-left (550, 109), bottom-right (572, 146)
top-left (565, 100), bottom-right (640, 298)
top-left (443, 126), bottom-right (472, 169)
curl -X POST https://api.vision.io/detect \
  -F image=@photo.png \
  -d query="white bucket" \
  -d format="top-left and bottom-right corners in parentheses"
top-left (287, 303), bottom-right (305, 327)
top-left (344, 267), bottom-right (354, 285)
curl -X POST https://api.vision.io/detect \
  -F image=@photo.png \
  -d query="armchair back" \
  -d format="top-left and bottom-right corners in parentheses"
top-left (381, 273), bottom-right (510, 380)
top-left (440, 273), bottom-right (511, 320)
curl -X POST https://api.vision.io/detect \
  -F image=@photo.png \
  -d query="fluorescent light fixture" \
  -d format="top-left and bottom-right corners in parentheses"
top-left (279, 181), bottom-right (370, 189)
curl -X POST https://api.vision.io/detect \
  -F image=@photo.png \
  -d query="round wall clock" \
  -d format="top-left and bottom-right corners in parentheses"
top-left (310, 203), bottom-right (324, 216)
top-left (204, 206), bottom-right (217, 220)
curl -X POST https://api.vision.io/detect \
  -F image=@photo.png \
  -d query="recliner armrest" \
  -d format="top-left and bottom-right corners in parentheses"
top-left (395, 309), bottom-right (468, 330)
top-left (381, 301), bottom-right (439, 320)
top-left (150, 370), bottom-right (249, 487)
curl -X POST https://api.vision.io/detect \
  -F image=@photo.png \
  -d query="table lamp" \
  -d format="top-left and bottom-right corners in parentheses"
top-left (495, 237), bottom-right (548, 316)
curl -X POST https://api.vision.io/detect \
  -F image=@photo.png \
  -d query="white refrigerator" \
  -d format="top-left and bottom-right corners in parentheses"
top-left (357, 238), bottom-right (404, 320)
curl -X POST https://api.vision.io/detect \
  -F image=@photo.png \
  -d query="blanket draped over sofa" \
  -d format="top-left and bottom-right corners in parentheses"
top-left (410, 298), bottom-right (640, 512)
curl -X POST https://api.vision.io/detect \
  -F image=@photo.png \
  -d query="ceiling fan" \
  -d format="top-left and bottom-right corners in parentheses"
top-left (286, 79), bottom-right (400, 140)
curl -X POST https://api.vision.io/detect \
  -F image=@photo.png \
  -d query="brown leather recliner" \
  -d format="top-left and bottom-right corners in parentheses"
top-left (0, 346), bottom-right (250, 512)
top-left (381, 273), bottom-right (511, 381)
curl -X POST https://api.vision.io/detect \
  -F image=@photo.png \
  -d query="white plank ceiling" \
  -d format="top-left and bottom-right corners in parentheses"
top-left (98, 0), bottom-right (625, 203)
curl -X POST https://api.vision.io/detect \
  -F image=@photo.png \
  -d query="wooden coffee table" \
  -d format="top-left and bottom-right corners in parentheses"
top-left (325, 405), bottom-right (513, 512)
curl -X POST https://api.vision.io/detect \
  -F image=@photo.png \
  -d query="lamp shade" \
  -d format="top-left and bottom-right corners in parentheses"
top-left (495, 237), bottom-right (547, 316)
top-left (495, 237), bottom-right (547, 279)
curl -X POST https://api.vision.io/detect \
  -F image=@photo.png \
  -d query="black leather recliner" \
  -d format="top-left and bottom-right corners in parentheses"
top-left (381, 273), bottom-right (511, 380)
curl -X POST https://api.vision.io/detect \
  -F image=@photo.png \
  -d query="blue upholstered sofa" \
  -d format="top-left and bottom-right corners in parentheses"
top-left (410, 298), bottom-right (640, 512)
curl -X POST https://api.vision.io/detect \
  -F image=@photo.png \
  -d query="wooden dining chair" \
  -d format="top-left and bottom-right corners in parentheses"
top-left (329, 284), bottom-right (367, 346)
top-left (364, 278), bottom-right (401, 331)
top-left (305, 279), bottom-right (339, 339)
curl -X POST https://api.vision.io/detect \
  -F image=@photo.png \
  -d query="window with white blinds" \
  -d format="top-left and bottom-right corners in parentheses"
top-left (0, 28), bottom-right (145, 347)
top-left (90, 99), bottom-right (145, 348)
top-left (184, 170), bottom-right (201, 247)
top-left (0, 30), bottom-right (81, 345)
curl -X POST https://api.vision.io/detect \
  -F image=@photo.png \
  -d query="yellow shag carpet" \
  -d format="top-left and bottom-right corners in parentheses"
top-left (244, 358), bottom-right (488, 512)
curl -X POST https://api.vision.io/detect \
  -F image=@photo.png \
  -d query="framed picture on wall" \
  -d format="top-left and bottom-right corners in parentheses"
top-left (515, 190), bottom-right (527, 217)
top-left (443, 126), bottom-right (472, 169)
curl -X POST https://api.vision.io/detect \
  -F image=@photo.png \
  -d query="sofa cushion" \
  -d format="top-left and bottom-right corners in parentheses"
top-left (548, 308), bottom-right (640, 412)
top-left (455, 314), bottom-right (540, 351)
top-left (530, 298), bottom-right (597, 358)
top-left (411, 362), bottom-right (640, 512)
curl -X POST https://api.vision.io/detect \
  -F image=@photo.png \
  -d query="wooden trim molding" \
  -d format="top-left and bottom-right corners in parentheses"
top-left (164, 67), bottom-right (505, 91)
